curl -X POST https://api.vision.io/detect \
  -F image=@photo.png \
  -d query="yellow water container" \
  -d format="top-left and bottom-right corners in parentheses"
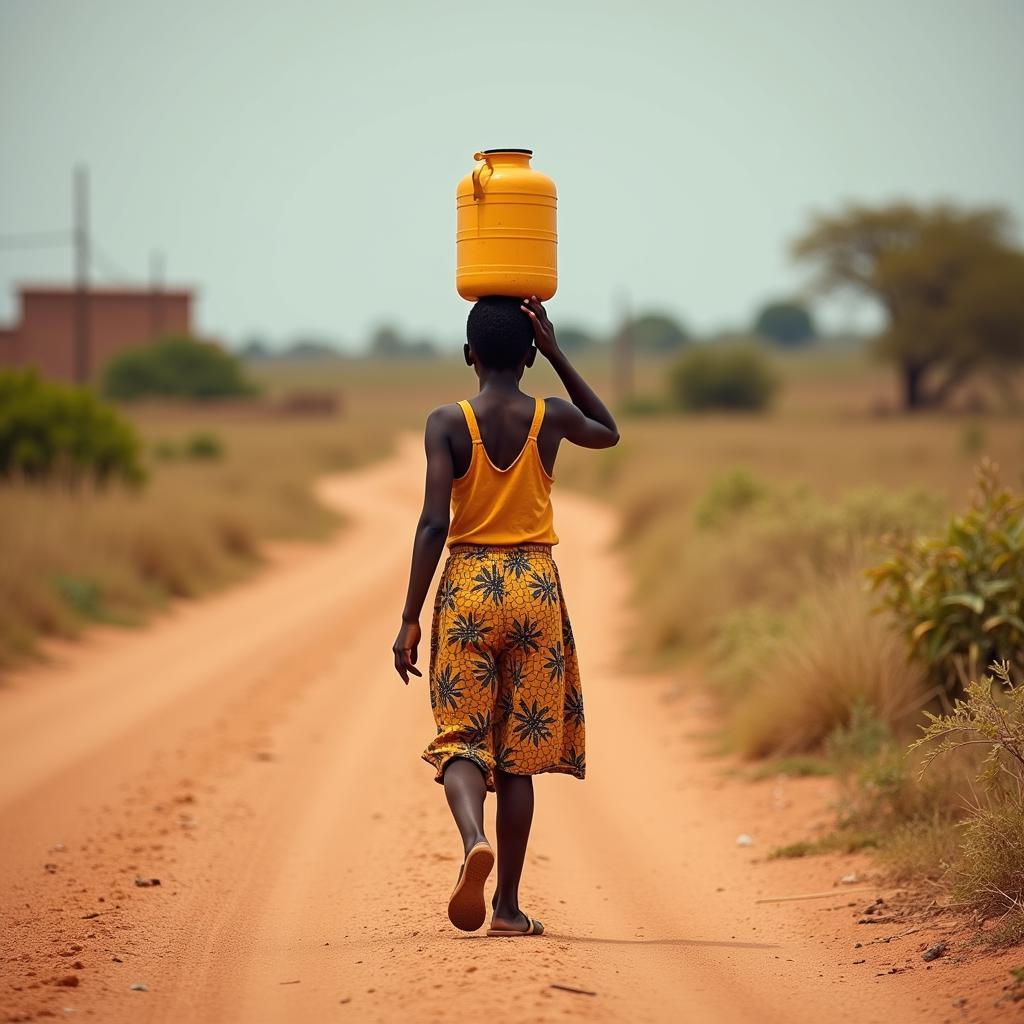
top-left (456, 149), bottom-right (557, 301)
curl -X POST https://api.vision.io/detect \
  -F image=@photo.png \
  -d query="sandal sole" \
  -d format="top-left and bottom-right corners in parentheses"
top-left (447, 844), bottom-right (495, 932)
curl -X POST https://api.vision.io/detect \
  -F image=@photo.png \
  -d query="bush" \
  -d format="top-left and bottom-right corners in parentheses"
top-left (910, 661), bottom-right (1024, 798)
top-left (952, 804), bottom-right (1024, 918)
top-left (0, 369), bottom-right (145, 486)
top-left (910, 661), bottom-right (1024, 917)
top-left (102, 335), bottom-right (257, 401)
top-left (694, 469), bottom-right (769, 529)
top-left (753, 300), bottom-right (816, 347)
top-left (668, 345), bottom-right (779, 411)
top-left (185, 431), bottom-right (224, 460)
top-left (867, 459), bottom-right (1024, 695)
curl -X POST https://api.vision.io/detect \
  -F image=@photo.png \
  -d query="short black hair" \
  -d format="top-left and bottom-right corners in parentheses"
top-left (466, 296), bottom-right (534, 370)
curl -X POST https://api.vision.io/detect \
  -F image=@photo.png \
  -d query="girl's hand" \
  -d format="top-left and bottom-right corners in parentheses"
top-left (521, 296), bottom-right (560, 360)
top-left (392, 620), bottom-right (422, 684)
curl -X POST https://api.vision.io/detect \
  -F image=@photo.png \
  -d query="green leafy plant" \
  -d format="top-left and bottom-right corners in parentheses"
top-left (102, 334), bottom-right (258, 401)
top-left (667, 344), bottom-right (779, 412)
top-left (0, 369), bottom-right (145, 486)
top-left (185, 431), bottom-right (224, 460)
top-left (866, 459), bottom-right (1024, 694)
top-left (909, 662), bottom-right (1024, 919)
top-left (909, 661), bottom-right (1024, 794)
top-left (694, 469), bottom-right (769, 529)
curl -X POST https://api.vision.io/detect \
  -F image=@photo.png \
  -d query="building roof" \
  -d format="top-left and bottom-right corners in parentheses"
top-left (12, 283), bottom-right (195, 299)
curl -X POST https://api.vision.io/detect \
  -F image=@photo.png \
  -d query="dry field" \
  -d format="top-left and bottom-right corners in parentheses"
top-left (4, 347), bottom-right (1020, 677)
top-left (1, 347), bottom-right (1022, 1021)
top-left (0, 399), bottom-right (389, 667)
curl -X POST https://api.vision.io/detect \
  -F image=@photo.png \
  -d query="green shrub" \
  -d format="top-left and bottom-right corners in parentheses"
top-left (867, 459), bottom-right (1024, 694)
top-left (185, 431), bottom-right (224, 460)
top-left (910, 661), bottom-right (1024, 798)
top-left (50, 573), bottom-right (129, 624)
top-left (960, 421), bottom-right (987, 458)
top-left (102, 335), bottom-right (257, 401)
top-left (952, 804), bottom-right (1024, 918)
top-left (668, 345), bottom-right (779, 412)
top-left (0, 369), bottom-right (145, 485)
top-left (827, 703), bottom-right (949, 832)
top-left (910, 661), bottom-right (1024, 917)
top-left (695, 469), bottom-right (769, 529)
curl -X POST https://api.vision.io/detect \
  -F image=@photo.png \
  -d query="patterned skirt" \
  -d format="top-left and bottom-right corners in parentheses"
top-left (422, 543), bottom-right (585, 791)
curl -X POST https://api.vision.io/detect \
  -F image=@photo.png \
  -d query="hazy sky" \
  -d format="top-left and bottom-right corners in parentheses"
top-left (2, 0), bottom-right (1022, 350)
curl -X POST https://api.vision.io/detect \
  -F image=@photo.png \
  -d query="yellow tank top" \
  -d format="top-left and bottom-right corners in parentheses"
top-left (448, 397), bottom-right (558, 547)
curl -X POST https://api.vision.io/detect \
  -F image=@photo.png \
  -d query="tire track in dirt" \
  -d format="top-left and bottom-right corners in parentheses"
top-left (0, 435), bottom-right (990, 1023)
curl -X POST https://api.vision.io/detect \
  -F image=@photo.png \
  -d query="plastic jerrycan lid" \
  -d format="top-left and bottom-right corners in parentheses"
top-left (471, 149), bottom-right (535, 201)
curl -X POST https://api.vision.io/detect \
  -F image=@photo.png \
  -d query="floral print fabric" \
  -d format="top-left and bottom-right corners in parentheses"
top-left (422, 544), bottom-right (585, 790)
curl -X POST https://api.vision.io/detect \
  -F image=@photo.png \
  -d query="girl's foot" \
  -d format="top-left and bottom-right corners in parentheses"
top-left (487, 910), bottom-right (544, 936)
top-left (447, 841), bottom-right (494, 932)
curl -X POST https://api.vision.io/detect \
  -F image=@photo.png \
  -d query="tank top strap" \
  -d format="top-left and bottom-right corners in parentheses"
top-left (527, 397), bottom-right (545, 441)
top-left (458, 399), bottom-right (482, 443)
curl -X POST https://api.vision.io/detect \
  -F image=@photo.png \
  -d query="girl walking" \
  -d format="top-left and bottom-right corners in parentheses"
top-left (392, 295), bottom-right (619, 935)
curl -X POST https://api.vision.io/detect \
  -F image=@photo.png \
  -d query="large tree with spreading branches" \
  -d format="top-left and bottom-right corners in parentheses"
top-left (793, 203), bottom-right (1024, 410)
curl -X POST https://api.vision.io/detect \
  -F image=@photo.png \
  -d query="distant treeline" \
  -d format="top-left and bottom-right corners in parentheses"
top-left (236, 298), bottom-right (820, 362)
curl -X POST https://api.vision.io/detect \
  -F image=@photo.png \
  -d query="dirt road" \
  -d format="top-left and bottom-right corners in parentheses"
top-left (1, 437), bottom-right (1012, 1023)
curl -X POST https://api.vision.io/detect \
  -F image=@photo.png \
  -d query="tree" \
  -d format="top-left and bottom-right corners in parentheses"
top-left (368, 325), bottom-right (404, 358)
top-left (102, 335), bottom-right (257, 401)
top-left (285, 337), bottom-right (342, 359)
top-left (368, 325), bottom-right (437, 358)
top-left (793, 203), bottom-right (1024, 410)
top-left (238, 337), bottom-right (272, 359)
top-left (621, 312), bottom-right (689, 353)
top-left (753, 300), bottom-right (816, 346)
top-left (555, 324), bottom-right (597, 352)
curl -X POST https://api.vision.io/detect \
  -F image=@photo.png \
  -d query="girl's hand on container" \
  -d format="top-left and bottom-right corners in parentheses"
top-left (392, 620), bottom-right (422, 684)
top-left (521, 296), bottom-right (559, 359)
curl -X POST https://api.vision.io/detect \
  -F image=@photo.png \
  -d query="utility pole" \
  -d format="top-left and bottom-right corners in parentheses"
top-left (150, 249), bottom-right (165, 339)
top-left (73, 164), bottom-right (91, 383)
top-left (613, 290), bottom-right (634, 405)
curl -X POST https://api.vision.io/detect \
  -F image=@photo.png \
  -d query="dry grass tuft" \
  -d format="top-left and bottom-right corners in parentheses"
top-left (728, 579), bottom-right (930, 757)
top-left (952, 802), bottom-right (1024, 918)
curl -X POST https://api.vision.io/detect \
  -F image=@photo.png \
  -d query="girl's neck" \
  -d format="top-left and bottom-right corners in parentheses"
top-left (476, 368), bottom-right (523, 394)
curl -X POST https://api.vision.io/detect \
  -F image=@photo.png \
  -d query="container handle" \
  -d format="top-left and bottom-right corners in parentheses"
top-left (472, 151), bottom-right (492, 202)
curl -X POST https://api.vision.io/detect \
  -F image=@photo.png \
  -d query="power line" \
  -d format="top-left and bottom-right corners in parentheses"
top-left (0, 230), bottom-right (71, 250)
top-left (90, 241), bottom-right (141, 283)
top-left (1, 226), bottom-right (144, 283)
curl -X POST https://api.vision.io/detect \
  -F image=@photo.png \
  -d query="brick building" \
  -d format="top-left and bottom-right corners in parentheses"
top-left (0, 285), bottom-right (194, 382)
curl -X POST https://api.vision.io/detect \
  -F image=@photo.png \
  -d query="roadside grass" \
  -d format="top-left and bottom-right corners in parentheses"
top-left (768, 831), bottom-right (881, 860)
top-left (4, 348), bottom-right (1022, 935)
top-left (726, 578), bottom-right (932, 757)
top-left (749, 755), bottom-right (833, 780)
top-left (0, 401), bottom-right (389, 669)
top-left (554, 356), bottom-right (1023, 939)
top-left (979, 914), bottom-right (1024, 949)
top-left (0, 351), bottom-right (600, 671)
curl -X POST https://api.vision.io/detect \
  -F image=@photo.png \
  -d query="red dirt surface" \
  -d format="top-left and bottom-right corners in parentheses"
top-left (1, 436), bottom-right (1020, 1023)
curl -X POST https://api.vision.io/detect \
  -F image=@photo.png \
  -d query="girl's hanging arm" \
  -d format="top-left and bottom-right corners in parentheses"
top-left (392, 408), bottom-right (453, 684)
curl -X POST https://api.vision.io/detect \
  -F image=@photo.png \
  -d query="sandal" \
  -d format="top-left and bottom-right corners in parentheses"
top-left (486, 914), bottom-right (545, 937)
top-left (447, 841), bottom-right (495, 932)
